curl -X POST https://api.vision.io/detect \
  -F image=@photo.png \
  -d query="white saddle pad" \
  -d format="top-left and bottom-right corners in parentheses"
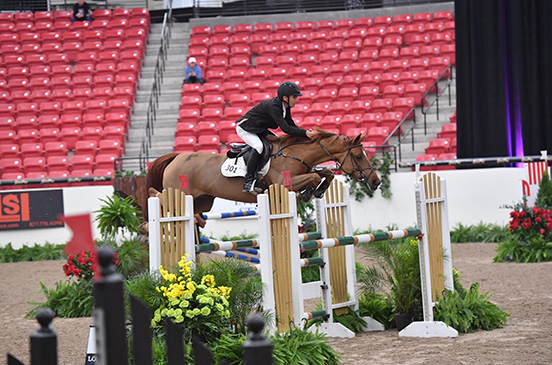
top-left (221, 156), bottom-right (270, 178)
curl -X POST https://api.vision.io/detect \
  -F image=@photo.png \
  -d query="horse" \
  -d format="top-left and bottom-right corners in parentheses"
top-left (146, 128), bottom-right (381, 217)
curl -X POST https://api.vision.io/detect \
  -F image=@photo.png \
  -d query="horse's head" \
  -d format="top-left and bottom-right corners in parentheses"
top-left (314, 129), bottom-right (381, 191)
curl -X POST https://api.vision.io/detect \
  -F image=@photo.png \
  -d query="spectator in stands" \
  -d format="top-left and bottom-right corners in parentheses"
top-left (236, 81), bottom-right (317, 194)
top-left (72, 0), bottom-right (93, 22)
top-left (184, 57), bottom-right (204, 84)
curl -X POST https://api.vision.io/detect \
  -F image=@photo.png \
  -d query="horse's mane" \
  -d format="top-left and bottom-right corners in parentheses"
top-left (268, 127), bottom-right (348, 146)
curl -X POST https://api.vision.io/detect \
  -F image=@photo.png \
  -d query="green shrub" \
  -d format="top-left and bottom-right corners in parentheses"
top-left (358, 292), bottom-right (394, 329)
top-left (191, 259), bottom-right (264, 335)
top-left (27, 280), bottom-right (94, 318)
top-left (95, 194), bottom-right (142, 240)
top-left (494, 204), bottom-right (552, 262)
top-left (0, 242), bottom-right (65, 263)
top-left (535, 171), bottom-right (552, 209)
top-left (450, 222), bottom-right (509, 243)
top-left (434, 271), bottom-right (509, 332)
top-left (357, 238), bottom-right (422, 318)
top-left (271, 328), bottom-right (340, 365)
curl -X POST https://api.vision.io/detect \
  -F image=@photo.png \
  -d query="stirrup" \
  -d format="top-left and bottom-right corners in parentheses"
top-left (243, 178), bottom-right (262, 195)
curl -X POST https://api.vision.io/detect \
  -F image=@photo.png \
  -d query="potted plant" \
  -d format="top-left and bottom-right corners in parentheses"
top-left (357, 237), bottom-right (422, 330)
top-left (94, 193), bottom-right (142, 242)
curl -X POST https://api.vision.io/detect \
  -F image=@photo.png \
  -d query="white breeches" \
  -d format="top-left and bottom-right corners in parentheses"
top-left (236, 125), bottom-right (263, 154)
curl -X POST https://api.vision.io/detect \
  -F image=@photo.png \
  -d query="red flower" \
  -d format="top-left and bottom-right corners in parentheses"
top-left (547, 222), bottom-right (552, 230)
top-left (540, 229), bottom-right (545, 234)
top-left (521, 218), bottom-right (532, 229)
top-left (535, 217), bottom-right (542, 223)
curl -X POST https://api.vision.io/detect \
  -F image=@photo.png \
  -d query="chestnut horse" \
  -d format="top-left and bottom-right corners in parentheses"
top-left (146, 129), bottom-right (380, 216)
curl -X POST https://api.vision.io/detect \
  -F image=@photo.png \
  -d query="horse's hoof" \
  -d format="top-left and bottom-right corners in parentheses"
top-left (313, 178), bottom-right (330, 199)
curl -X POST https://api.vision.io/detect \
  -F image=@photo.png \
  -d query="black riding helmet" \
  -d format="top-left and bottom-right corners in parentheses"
top-left (277, 81), bottom-right (303, 102)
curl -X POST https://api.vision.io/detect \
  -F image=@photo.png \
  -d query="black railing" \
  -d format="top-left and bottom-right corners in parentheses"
top-left (138, 1), bottom-right (174, 172)
top-left (7, 246), bottom-right (273, 365)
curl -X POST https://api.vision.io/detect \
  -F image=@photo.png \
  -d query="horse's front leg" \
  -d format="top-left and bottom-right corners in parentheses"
top-left (290, 173), bottom-right (323, 201)
top-left (313, 168), bottom-right (335, 198)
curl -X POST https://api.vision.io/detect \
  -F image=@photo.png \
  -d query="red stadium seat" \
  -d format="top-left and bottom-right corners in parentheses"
top-left (381, 111), bottom-right (404, 135)
top-left (437, 123), bottom-right (457, 139)
top-left (366, 126), bottom-right (390, 146)
top-left (197, 135), bottom-right (221, 153)
top-left (404, 83), bottom-right (427, 106)
top-left (393, 97), bottom-right (415, 119)
top-left (98, 139), bottom-right (123, 157)
top-left (0, 144), bottom-right (19, 160)
top-left (358, 86), bottom-right (380, 101)
top-left (60, 126), bottom-right (81, 150)
top-left (175, 122), bottom-right (197, 138)
top-left (415, 154), bottom-right (438, 171)
top-left (174, 136), bottom-right (197, 153)
top-left (382, 84), bottom-right (404, 99)
top-left (23, 157), bottom-right (47, 174)
top-left (47, 155), bottom-right (70, 172)
top-left (425, 138), bottom-right (451, 155)
top-left (44, 141), bottom-right (67, 159)
top-left (81, 126), bottom-right (102, 143)
top-left (201, 108), bottom-right (223, 123)
top-left (74, 140), bottom-right (98, 156)
top-left (371, 98), bottom-right (393, 114)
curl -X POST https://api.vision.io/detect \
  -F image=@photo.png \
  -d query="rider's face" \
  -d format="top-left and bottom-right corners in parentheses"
top-left (287, 95), bottom-right (298, 108)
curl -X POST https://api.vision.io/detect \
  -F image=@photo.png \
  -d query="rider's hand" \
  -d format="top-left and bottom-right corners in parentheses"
top-left (306, 129), bottom-right (317, 139)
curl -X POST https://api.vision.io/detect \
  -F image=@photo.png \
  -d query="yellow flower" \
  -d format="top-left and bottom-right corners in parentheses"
top-left (201, 275), bottom-right (216, 287)
top-left (186, 281), bottom-right (196, 293)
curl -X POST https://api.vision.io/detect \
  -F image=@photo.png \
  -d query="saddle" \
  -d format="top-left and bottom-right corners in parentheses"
top-left (226, 136), bottom-right (272, 167)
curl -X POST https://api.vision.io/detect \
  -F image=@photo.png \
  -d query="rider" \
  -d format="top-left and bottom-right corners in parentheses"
top-left (236, 81), bottom-right (318, 194)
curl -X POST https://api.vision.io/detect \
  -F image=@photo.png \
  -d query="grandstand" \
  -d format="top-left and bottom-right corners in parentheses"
top-left (0, 0), bottom-right (456, 183)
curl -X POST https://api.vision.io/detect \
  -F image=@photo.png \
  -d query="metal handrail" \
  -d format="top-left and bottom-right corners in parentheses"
top-left (137, 1), bottom-right (174, 172)
top-left (421, 65), bottom-right (454, 134)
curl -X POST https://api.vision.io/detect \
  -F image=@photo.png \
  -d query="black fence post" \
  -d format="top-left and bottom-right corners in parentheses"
top-left (93, 246), bottom-right (129, 365)
top-left (130, 295), bottom-right (153, 365)
top-left (165, 319), bottom-right (185, 365)
top-left (30, 307), bottom-right (58, 365)
top-left (242, 313), bottom-right (273, 365)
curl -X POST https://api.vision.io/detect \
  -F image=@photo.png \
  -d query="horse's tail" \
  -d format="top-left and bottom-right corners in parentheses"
top-left (146, 152), bottom-right (180, 194)
top-left (141, 153), bottom-right (180, 222)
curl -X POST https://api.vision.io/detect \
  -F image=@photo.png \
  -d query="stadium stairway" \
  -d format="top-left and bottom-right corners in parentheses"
top-left (122, 21), bottom-right (190, 171)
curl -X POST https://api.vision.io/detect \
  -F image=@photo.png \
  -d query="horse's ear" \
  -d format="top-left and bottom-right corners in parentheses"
top-left (353, 134), bottom-right (366, 145)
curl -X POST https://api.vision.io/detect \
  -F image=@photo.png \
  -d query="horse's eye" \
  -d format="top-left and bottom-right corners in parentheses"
top-left (356, 154), bottom-right (363, 160)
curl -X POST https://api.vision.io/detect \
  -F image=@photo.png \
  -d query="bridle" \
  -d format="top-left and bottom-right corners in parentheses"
top-left (272, 139), bottom-right (377, 188)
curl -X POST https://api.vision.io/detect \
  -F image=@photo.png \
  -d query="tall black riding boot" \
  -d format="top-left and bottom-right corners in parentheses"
top-left (243, 150), bottom-right (262, 194)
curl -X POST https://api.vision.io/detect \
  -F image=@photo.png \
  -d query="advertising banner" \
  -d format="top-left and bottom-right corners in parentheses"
top-left (0, 190), bottom-right (64, 230)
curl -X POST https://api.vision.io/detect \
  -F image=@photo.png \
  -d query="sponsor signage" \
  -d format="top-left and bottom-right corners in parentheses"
top-left (0, 190), bottom-right (64, 230)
